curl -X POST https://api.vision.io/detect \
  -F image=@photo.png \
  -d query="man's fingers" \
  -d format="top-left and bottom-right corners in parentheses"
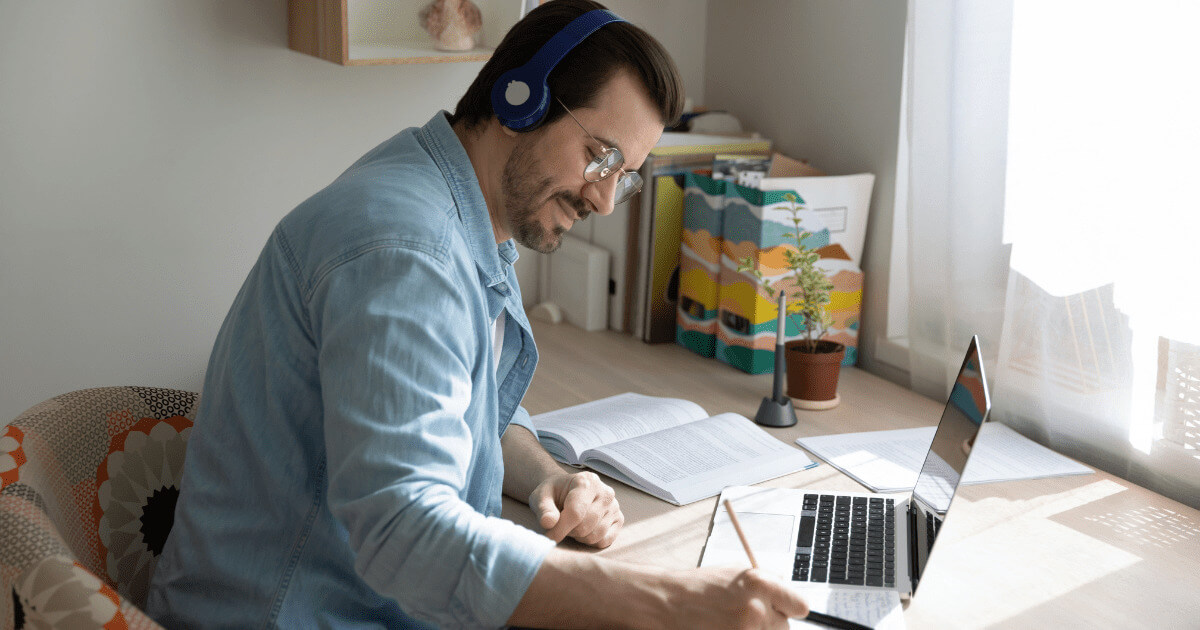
top-left (563, 509), bottom-right (606, 544)
top-left (748, 569), bottom-right (809, 619)
top-left (546, 475), bottom-right (603, 540)
top-left (544, 495), bottom-right (590, 541)
top-left (779, 588), bottom-right (809, 620)
top-left (565, 477), bottom-right (622, 547)
top-left (532, 472), bottom-right (625, 547)
top-left (533, 489), bottom-right (561, 531)
top-left (585, 511), bottom-right (624, 548)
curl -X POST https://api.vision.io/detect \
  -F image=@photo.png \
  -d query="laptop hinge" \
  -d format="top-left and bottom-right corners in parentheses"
top-left (907, 504), bottom-right (920, 591)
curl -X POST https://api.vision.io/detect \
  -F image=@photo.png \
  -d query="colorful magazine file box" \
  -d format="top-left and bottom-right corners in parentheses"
top-left (676, 172), bottom-right (727, 357)
top-left (716, 184), bottom-right (862, 374)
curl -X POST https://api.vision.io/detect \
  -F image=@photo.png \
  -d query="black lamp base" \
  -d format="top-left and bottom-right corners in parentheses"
top-left (754, 396), bottom-right (797, 427)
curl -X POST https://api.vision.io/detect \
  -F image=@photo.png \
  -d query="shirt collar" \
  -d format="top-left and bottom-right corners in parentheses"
top-left (418, 111), bottom-right (517, 287)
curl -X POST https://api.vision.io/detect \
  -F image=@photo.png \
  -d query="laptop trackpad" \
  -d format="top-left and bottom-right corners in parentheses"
top-left (705, 511), bottom-right (795, 578)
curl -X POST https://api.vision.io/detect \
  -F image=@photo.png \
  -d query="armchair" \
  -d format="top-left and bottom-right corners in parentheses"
top-left (1, 387), bottom-right (199, 629)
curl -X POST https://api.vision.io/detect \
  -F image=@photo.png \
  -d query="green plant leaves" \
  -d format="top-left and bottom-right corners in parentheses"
top-left (735, 196), bottom-right (833, 345)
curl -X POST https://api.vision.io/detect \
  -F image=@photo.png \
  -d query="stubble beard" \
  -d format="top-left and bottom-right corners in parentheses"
top-left (501, 135), bottom-right (591, 254)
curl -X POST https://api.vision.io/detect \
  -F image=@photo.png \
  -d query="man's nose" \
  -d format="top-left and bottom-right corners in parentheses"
top-left (583, 175), bottom-right (620, 216)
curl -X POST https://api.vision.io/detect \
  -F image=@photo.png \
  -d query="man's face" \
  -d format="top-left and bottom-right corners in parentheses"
top-left (500, 71), bottom-right (664, 254)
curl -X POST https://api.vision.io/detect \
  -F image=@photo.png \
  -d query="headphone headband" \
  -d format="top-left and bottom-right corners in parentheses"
top-left (491, 9), bottom-right (626, 131)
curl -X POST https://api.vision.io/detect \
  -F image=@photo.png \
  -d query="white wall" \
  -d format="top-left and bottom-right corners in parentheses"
top-left (604, 0), bottom-right (707, 110)
top-left (703, 0), bottom-right (908, 383)
top-left (0, 0), bottom-right (705, 423)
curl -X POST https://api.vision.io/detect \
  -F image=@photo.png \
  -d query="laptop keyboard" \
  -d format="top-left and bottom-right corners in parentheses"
top-left (793, 494), bottom-right (895, 588)
top-left (925, 510), bottom-right (942, 553)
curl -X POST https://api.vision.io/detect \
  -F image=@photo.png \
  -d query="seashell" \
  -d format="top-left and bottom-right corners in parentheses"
top-left (420, 0), bottom-right (483, 51)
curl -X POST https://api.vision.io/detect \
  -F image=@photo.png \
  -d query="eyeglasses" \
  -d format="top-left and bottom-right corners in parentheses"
top-left (556, 97), bottom-right (643, 206)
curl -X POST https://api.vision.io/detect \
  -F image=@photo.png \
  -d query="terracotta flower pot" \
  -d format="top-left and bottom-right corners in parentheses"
top-left (785, 340), bottom-right (845, 410)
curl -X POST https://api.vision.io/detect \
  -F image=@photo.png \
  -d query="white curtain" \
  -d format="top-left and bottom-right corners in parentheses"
top-left (903, 0), bottom-right (1200, 509)
top-left (903, 0), bottom-right (1012, 398)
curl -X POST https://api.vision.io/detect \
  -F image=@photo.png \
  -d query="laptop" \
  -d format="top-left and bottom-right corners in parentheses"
top-left (700, 336), bottom-right (991, 600)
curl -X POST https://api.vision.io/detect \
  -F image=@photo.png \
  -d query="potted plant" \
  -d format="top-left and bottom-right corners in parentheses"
top-left (736, 192), bottom-right (845, 409)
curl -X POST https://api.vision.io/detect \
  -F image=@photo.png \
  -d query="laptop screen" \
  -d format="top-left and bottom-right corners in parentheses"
top-left (909, 335), bottom-right (991, 591)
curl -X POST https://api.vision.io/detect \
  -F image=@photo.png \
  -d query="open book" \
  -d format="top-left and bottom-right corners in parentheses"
top-left (529, 393), bottom-right (817, 506)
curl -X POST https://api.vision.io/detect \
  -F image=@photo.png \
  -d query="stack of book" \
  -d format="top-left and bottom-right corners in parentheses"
top-left (623, 133), bottom-right (773, 342)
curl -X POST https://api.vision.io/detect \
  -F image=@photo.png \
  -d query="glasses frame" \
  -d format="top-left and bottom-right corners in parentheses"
top-left (555, 97), bottom-right (643, 205)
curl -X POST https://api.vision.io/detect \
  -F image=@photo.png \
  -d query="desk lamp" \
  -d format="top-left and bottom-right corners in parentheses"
top-left (754, 291), bottom-right (797, 427)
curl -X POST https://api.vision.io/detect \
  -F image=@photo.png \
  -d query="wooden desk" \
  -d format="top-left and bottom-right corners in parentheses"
top-left (504, 322), bottom-right (1200, 628)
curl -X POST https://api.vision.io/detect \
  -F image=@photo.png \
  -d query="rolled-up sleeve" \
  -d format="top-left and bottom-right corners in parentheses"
top-left (506, 405), bottom-right (537, 438)
top-left (309, 245), bottom-right (553, 628)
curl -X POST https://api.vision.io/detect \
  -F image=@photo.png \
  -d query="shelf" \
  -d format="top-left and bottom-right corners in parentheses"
top-left (288, 0), bottom-right (527, 65)
top-left (347, 42), bottom-right (494, 65)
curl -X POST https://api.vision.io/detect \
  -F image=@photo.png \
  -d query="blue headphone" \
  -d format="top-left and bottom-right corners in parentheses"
top-left (490, 9), bottom-right (626, 131)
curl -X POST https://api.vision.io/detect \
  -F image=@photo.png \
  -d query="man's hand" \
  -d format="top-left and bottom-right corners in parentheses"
top-left (510, 549), bottom-right (809, 630)
top-left (529, 471), bottom-right (623, 548)
top-left (501, 422), bottom-right (625, 548)
top-left (663, 566), bottom-right (809, 630)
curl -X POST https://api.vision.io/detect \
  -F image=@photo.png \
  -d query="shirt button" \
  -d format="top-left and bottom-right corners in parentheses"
top-left (495, 282), bottom-right (510, 295)
top-left (521, 355), bottom-right (529, 367)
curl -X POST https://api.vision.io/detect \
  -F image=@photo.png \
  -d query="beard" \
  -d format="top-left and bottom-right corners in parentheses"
top-left (501, 134), bottom-right (591, 254)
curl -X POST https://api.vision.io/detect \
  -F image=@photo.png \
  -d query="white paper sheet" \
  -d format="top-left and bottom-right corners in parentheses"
top-left (790, 586), bottom-right (905, 630)
top-left (795, 422), bottom-right (1093, 493)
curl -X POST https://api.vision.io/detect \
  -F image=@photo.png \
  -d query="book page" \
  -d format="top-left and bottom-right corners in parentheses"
top-left (585, 413), bottom-right (816, 505)
top-left (530, 393), bottom-right (707, 464)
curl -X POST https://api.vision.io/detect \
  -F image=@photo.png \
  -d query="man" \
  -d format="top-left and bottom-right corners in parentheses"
top-left (148, 1), bottom-right (809, 628)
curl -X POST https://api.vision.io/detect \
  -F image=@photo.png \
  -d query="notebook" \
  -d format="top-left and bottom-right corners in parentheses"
top-left (700, 336), bottom-right (991, 603)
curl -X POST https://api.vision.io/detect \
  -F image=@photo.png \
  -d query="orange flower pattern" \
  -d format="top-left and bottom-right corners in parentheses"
top-left (1, 386), bottom-right (198, 629)
top-left (1, 425), bottom-right (26, 490)
top-left (95, 416), bottom-right (192, 604)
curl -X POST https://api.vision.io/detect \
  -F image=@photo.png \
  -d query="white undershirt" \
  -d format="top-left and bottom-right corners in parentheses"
top-left (493, 310), bottom-right (505, 373)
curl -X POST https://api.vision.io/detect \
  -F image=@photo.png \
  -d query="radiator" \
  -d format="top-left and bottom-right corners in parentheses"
top-left (541, 233), bottom-right (611, 331)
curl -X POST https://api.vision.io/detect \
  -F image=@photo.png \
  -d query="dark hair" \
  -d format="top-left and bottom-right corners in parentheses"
top-left (449, 0), bottom-right (685, 132)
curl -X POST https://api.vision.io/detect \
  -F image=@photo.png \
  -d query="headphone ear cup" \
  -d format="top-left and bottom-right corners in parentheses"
top-left (491, 67), bottom-right (550, 131)
top-left (488, 10), bottom-right (624, 131)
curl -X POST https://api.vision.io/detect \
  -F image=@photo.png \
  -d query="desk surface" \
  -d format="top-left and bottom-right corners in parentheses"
top-left (504, 321), bottom-right (1200, 629)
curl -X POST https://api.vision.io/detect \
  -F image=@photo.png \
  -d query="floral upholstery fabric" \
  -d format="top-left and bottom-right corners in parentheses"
top-left (1, 387), bottom-right (199, 630)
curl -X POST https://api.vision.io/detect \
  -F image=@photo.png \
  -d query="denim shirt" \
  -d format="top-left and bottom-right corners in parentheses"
top-left (147, 112), bottom-right (556, 629)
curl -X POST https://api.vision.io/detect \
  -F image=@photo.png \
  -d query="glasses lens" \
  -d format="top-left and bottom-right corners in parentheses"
top-left (614, 171), bottom-right (643, 205)
top-left (584, 147), bottom-right (624, 182)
